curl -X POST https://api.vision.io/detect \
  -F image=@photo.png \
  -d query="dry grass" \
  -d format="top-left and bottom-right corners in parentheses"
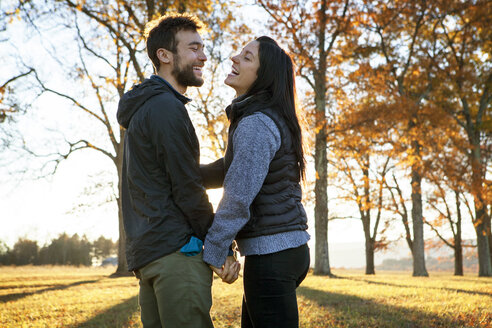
top-left (0, 266), bottom-right (490, 327)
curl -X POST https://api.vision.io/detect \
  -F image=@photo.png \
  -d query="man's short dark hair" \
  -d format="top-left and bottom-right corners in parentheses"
top-left (145, 13), bottom-right (202, 72)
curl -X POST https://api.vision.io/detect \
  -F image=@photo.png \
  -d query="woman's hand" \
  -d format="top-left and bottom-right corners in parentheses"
top-left (210, 256), bottom-right (240, 284)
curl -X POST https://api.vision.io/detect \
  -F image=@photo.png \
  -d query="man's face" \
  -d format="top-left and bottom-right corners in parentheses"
top-left (171, 30), bottom-right (207, 87)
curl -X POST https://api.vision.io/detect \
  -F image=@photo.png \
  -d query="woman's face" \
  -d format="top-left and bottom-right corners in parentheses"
top-left (224, 41), bottom-right (260, 96)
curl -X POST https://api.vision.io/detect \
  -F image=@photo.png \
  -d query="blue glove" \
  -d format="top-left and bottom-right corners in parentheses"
top-left (180, 236), bottom-right (203, 257)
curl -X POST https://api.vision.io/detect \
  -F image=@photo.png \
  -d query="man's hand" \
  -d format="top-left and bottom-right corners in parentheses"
top-left (210, 256), bottom-right (240, 284)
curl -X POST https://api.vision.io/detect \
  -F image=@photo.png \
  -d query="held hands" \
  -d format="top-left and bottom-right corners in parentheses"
top-left (210, 256), bottom-right (241, 284)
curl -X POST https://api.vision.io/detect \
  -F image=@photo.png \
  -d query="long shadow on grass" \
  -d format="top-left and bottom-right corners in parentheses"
top-left (71, 295), bottom-right (139, 328)
top-left (336, 275), bottom-right (492, 297)
top-left (297, 286), bottom-right (466, 328)
top-left (0, 279), bottom-right (100, 303)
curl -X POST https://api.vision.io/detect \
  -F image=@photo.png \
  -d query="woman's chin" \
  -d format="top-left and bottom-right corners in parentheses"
top-left (224, 76), bottom-right (233, 86)
top-left (224, 79), bottom-right (237, 91)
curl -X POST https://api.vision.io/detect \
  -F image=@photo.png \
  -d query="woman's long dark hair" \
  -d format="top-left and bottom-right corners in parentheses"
top-left (245, 36), bottom-right (306, 180)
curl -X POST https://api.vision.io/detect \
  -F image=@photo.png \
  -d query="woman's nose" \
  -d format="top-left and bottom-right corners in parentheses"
top-left (231, 55), bottom-right (239, 63)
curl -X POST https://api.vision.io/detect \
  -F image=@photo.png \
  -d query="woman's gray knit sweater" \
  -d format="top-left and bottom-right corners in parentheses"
top-left (203, 112), bottom-right (310, 268)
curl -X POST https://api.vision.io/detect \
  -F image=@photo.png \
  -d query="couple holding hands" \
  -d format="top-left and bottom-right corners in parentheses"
top-left (117, 13), bottom-right (310, 328)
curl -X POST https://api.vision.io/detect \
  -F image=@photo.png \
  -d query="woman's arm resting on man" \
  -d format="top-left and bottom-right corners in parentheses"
top-left (200, 158), bottom-right (225, 189)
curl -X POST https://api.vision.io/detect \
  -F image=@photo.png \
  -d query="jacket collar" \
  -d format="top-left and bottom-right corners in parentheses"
top-left (151, 75), bottom-right (191, 105)
top-left (226, 91), bottom-right (270, 122)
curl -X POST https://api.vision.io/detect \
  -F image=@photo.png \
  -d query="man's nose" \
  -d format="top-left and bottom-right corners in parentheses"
top-left (199, 50), bottom-right (207, 61)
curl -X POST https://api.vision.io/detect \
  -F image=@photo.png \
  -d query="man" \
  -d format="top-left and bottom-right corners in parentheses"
top-left (117, 14), bottom-right (238, 328)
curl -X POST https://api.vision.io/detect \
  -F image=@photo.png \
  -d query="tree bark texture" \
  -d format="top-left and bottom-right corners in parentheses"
top-left (314, 115), bottom-right (331, 275)
top-left (470, 140), bottom-right (491, 277)
top-left (115, 130), bottom-right (130, 275)
top-left (365, 237), bottom-right (375, 275)
top-left (454, 192), bottom-right (463, 276)
top-left (411, 165), bottom-right (428, 277)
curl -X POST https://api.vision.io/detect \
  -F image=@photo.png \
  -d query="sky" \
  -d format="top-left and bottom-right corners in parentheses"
top-left (0, 1), bottom-right (478, 268)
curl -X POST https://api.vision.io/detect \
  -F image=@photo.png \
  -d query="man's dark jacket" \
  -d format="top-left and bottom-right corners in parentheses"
top-left (117, 75), bottom-right (213, 272)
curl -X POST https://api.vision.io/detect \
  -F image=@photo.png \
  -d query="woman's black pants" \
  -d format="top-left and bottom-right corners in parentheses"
top-left (241, 244), bottom-right (310, 328)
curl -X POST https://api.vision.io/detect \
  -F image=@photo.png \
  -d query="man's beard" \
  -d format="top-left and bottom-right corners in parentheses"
top-left (172, 56), bottom-right (204, 87)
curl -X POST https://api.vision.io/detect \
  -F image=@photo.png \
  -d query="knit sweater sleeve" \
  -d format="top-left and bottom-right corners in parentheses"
top-left (203, 113), bottom-right (281, 268)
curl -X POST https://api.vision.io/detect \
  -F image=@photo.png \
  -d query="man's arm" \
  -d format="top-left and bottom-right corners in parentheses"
top-left (200, 158), bottom-right (225, 189)
top-left (149, 97), bottom-right (213, 240)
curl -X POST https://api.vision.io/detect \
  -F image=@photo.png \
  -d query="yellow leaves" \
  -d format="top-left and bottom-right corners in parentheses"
top-left (7, 8), bottom-right (22, 24)
top-left (105, 77), bottom-right (118, 87)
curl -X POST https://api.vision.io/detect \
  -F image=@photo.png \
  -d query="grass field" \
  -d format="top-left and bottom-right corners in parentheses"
top-left (0, 266), bottom-right (490, 328)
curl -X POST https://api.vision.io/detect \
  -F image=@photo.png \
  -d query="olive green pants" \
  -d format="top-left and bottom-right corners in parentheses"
top-left (135, 251), bottom-right (214, 328)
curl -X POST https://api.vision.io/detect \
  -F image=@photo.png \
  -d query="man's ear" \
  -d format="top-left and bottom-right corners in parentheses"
top-left (156, 48), bottom-right (172, 64)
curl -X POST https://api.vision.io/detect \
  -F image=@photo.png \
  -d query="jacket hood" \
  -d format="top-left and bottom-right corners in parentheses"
top-left (117, 75), bottom-right (189, 128)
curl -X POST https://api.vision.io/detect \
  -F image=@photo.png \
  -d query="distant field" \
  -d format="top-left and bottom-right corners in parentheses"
top-left (0, 266), bottom-right (490, 327)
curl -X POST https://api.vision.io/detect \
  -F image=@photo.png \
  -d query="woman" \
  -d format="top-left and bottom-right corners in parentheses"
top-left (203, 36), bottom-right (310, 328)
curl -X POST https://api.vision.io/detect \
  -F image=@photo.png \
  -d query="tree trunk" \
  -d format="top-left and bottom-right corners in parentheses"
top-left (114, 131), bottom-right (130, 276)
top-left (313, 0), bottom-right (331, 276)
top-left (115, 195), bottom-right (129, 275)
top-left (488, 214), bottom-right (492, 270)
top-left (483, 189), bottom-right (492, 275)
top-left (403, 213), bottom-right (414, 257)
top-left (365, 236), bottom-right (375, 275)
top-left (455, 191), bottom-right (463, 276)
top-left (454, 239), bottom-right (463, 276)
top-left (470, 142), bottom-right (492, 277)
top-left (314, 112), bottom-right (330, 275)
top-left (411, 165), bottom-right (428, 277)
top-left (475, 206), bottom-right (492, 277)
top-left (476, 224), bottom-right (492, 277)
top-left (362, 164), bottom-right (374, 275)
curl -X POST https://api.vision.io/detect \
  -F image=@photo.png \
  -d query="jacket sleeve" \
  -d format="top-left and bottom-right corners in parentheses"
top-left (147, 96), bottom-right (213, 241)
top-left (200, 158), bottom-right (225, 189)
